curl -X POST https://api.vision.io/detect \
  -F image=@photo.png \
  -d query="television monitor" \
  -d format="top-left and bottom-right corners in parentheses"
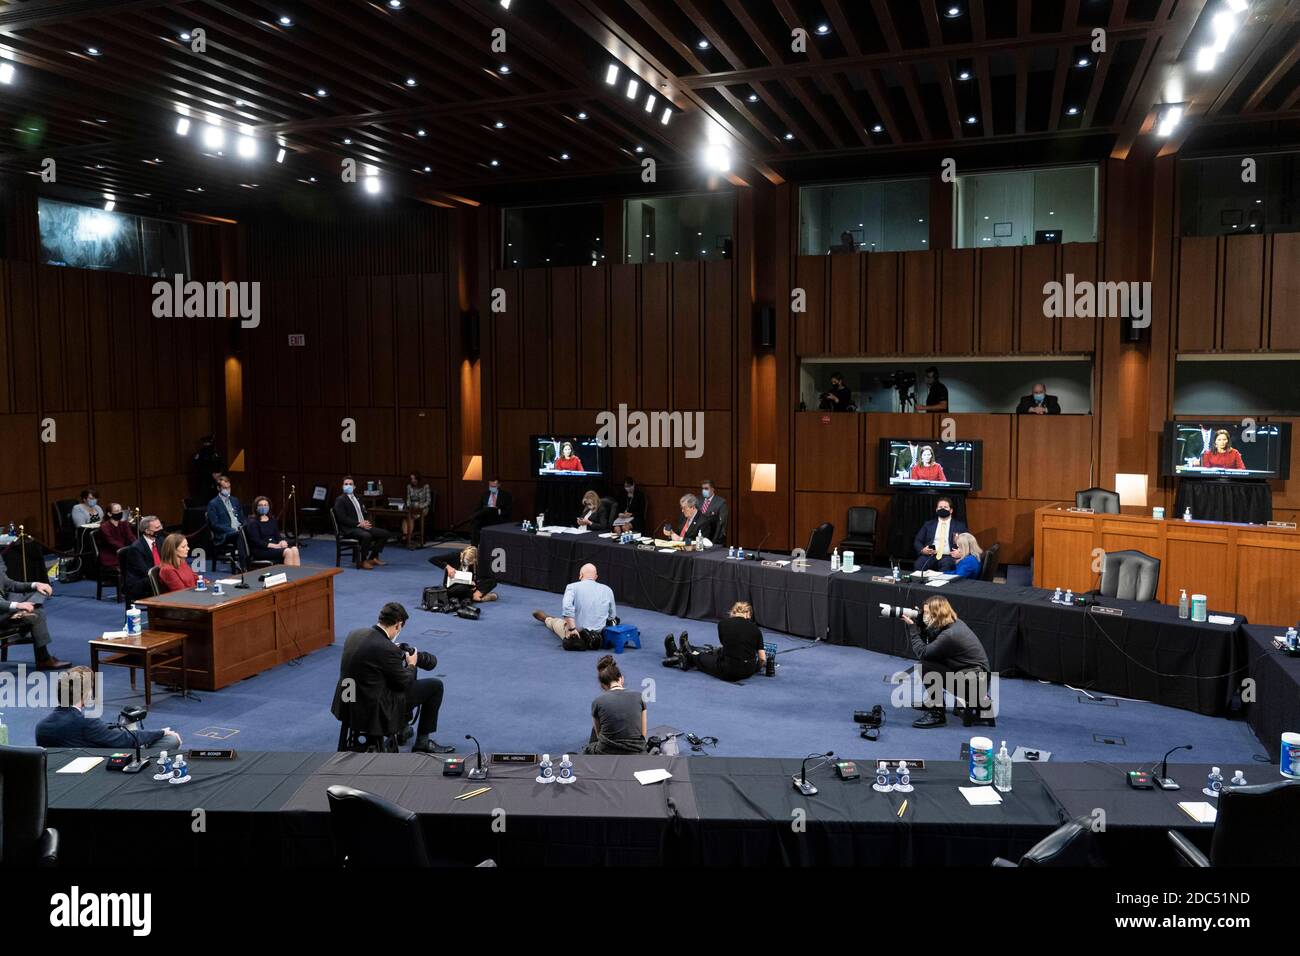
top-left (532, 435), bottom-right (608, 478)
top-left (1161, 421), bottom-right (1291, 479)
top-left (879, 438), bottom-right (982, 491)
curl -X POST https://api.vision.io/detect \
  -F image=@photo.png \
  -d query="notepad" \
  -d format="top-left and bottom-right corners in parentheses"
top-left (57, 756), bottom-right (104, 774)
top-left (634, 768), bottom-right (672, 786)
top-left (1178, 801), bottom-right (1217, 823)
top-left (100, 630), bottom-right (129, 640)
top-left (217, 578), bottom-right (242, 585)
top-left (1207, 614), bottom-right (1236, 626)
top-left (959, 785), bottom-right (1003, 806)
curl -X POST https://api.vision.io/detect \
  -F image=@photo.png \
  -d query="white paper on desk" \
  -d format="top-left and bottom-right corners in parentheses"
top-left (926, 578), bottom-right (950, 587)
top-left (634, 768), bottom-right (672, 785)
top-left (656, 548), bottom-right (677, 554)
top-left (1178, 801), bottom-right (1217, 824)
top-left (1207, 614), bottom-right (1236, 626)
top-left (959, 785), bottom-right (1003, 806)
top-left (57, 756), bottom-right (104, 774)
top-left (217, 578), bottom-right (242, 585)
top-left (100, 630), bottom-right (128, 640)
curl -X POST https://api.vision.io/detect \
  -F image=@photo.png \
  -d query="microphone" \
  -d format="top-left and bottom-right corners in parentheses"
top-left (747, 531), bottom-right (771, 561)
top-left (1154, 744), bottom-right (1193, 790)
top-left (792, 750), bottom-right (834, 796)
top-left (466, 734), bottom-right (487, 780)
top-left (121, 727), bottom-right (151, 774)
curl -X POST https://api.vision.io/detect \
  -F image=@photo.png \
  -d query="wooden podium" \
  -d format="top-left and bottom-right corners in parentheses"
top-left (1033, 504), bottom-right (1300, 627)
top-left (136, 565), bottom-right (341, 691)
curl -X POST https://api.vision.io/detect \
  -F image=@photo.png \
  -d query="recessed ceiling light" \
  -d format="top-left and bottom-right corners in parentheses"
top-left (0, 63), bottom-right (14, 84)
top-left (626, 78), bottom-right (639, 99)
top-left (560, 153), bottom-right (570, 160)
top-left (235, 99), bottom-right (245, 106)
top-left (423, 165), bottom-right (431, 172)
top-left (201, 124), bottom-right (224, 149)
top-left (577, 111), bottom-right (588, 119)
top-left (605, 63), bottom-right (619, 85)
top-left (342, 137), bottom-right (352, 144)
top-left (965, 115), bottom-right (978, 124)
top-left (236, 135), bottom-right (257, 158)
top-left (498, 63), bottom-right (511, 74)
top-left (388, 0), bottom-right (403, 8)
top-left (276, 147), bottom-right (286, 163)
top-left (180, 32), bottom-right (191, 41)
top-left (783, 132), bottom-right (794, 140)
top-left (816, 24), bottom-right (831, 35)
top-left (872, 124), bottom-right (884, 133)
top-left (1077, 57), bottom-right (1090, 67)
top-left (493, 121), bottom-right (505, 129)
top-left (417, 128), bottom-right (426, 136)
top-left (697, 39), bottom-right (710, 50)
top-left (86, 47), bottom-right (102, 56)
top-left (279, 15), bottom-right (292, 26)
top-left (309, 177), bottom-right (316, 182)
top-left (634, 145), bottom-right (644, 153)
top-left (176, 117), bottom-right (191, 136)
top-left (958, 70), bottom-right (971, 80)
top-left (944, 5), bottom-right (962, 17)
top-left (644, 94), bottom-right (656, 113)
top-left (660, 108), bottom-right (672, 125)
top-left (1066, 106), bottom-right (1079, 115)
top-left (315, 88), bottom-right (328, 97)
top-left (747, 93), bottom-right (759, 102)
top-left (405, 77), bottom-right (417, 87)
top-left (363, 176), bottom-right (381, 195)
top-left (490, 159), bottom-right (500, 166)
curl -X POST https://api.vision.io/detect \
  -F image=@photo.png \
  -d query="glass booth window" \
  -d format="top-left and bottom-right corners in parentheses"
top-left (623, 192), bottom-right (734, 263)
top-left (501, 202), bottom-right (605, 268)
top-left (38, 198), bottom-right (189, 276)
top-left (954, 165), bottom-right (1098, 248)
top-left (798, 178), bottom-right (930, 254)
top-left (1179, 152), bottom-right (1300, 236)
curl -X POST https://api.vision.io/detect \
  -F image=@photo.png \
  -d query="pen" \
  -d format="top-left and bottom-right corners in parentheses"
top-left (897, 799), bottom-right (908, 818)
top-left (455, 786), bottom-right (492, 801)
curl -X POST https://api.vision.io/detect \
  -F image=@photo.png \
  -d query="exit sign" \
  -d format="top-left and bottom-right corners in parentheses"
top-left (287, 334), bottom-right (306, 348)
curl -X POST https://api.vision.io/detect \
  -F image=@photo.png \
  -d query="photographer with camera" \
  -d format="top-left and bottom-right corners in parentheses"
top-left (886, 596), bottom-right (989, 728)
top-left (818, 371), bottom-right (853, 412)
top-left (330, 602), bottom-right (453, 754)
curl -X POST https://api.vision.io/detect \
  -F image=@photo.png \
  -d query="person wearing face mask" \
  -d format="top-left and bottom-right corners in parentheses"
top-left (818, 372), bottom-right (854, 412)
top-left (206, 475), bottom-right (249, 571)
top-left (913, 497), bottom-right (967, 573)
top-left (96, 503), bottom-right (136, 576)
top-left (469, 478), bottom-right (512, 545)
top-left (401, 471), bottom-right (432, 549)
top-left (1015, 383), bottom-right (1061, 415)
top-left (616, 476), bottom-right (647, 532)
top-left (916, 366), bottom-right (949, 413)
top-left (698, 479), bottom-right (729, 545)
top-left (71, 488), bottom-right (103, 528)
top-left (334, 476), bottom-right (393, 570)
top-left (0, 560), bottom-right (65, 669)
top-left (662, 494), bottom-right (719, 544)
top-left (901, 596), bottom-right (990, 728)
top-left (245, 496), bottom-right (301, 566)
top-left (330, 602), bottom-right (453, 754)
top-left (120, 515), bottom-right (163, 602)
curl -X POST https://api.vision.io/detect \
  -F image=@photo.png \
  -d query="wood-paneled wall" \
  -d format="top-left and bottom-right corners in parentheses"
top-left (1174, 232), bottom-right (1300, 351)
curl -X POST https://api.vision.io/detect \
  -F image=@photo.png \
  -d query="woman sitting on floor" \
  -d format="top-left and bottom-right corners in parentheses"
top-left (662, 600), bottom-right (767, 681)
top-left (158, 533), bottom-right (198, 593)
top-left (582, 654), bottom-right (647, 755)
top-left (443, 545), bottom-right (497, 602)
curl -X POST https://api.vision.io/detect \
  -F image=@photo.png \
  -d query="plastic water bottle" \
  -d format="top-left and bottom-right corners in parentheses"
top-left (1183, 507), bottom-right (1192, 522)
top-left (557, 753), bottom-right (576, 785)
top-left (895, 760), bottom-right (913, 793)
top-left (153, 751), bottom-right (173, 781)
top-left (1287, 627), bottom-right (1299, 651)
top-left (536, 753), bottom-right (555, 784)
top-left (1063, 588), bottom-right (1074, 605)
top-left (892, 564), bottom-right (901, 583)
top-left (727, 546), bottom-right (735, 559)
top-left (169, 754), bottom-right (190, 784)
top-left (1179, 589), bottom-right (1190, 620)
top-left (872, 761), bottom-right (892, 793)
top-left (831, 548), bottom-right (840, 571)
top-left (994, 741), bottom-right (1013, 793)
top-left (1205, 766), bottom-right (1224, 798)
top-left (125, 605), bottom-right (142, 636)
top-left (1052, 587), bottom-right (1062, 604)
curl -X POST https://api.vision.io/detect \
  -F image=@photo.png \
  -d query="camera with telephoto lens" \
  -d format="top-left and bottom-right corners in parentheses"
top-left (398, 642), bottom-right (437, 671)
top-left (878, 603), bottom-right (919, 620)
top-left (117, 705), bottom-right (148, 731)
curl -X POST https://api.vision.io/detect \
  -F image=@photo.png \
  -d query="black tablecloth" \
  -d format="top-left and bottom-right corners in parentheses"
top-left (1242, 626), bottom-right (1300, 761)
top-left (1174, 479), bottom-right (1271, 524)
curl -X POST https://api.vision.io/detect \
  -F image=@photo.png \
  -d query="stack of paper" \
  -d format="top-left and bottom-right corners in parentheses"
top-left (1178, 801), bottom-right (1217, 823)
top-left (959, 786), bottom-right (1003, 806)
top-left (634, 768), bottom-right (672, 785)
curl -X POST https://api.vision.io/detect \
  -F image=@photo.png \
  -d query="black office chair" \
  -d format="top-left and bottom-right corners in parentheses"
top-left (50, 499), bottom-right (78, 552)
top-left (146, 565), bottom-right (163, 597)
top-left (0, 615), bottom-right (34, 663)
top-left (1098, 549), bottom-right (1160, 602)
top-left (326, 784), bottom-right (495, 868)
top-left (93, 528), bottom-right (123, 602)
top-left (181, 498), bottom-right (207, 535)
top-left (1075, 487), bottom-right (1120, 513)
top-left (0, 744), bottom-right (59, 867)
top-left (979, 542), bottom-right (1001, 582)
top-left (805, 522), bottom-right (834, 562)
top-left (241, 527), bottom-right (275, 572)
top-left (1168, 779), bottom-right (1300, 867)
top-left (992, 816), bottom-right (1100, 867)
top-left (329, 509), bottom-right (362, 569)
top-left (599, 497), bottom-right (619, 532)
top-left (840, 507), bottom-right (877, 559)
top-left (205, 527), bottom-right (244, 574)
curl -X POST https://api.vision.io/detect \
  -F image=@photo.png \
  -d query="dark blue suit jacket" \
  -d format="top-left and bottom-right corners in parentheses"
top-left (914, 517), bottom-right (968, 558)
top-left (35, 707), bottom-right (166, 749)
top-left (206, 494), bottom-right (246, 543)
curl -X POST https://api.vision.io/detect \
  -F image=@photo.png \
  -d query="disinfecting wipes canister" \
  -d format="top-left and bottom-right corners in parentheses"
top-left (1282, 732), bottom-right (1300, 779)
top-left (969, 736), bottom-right (993, 785)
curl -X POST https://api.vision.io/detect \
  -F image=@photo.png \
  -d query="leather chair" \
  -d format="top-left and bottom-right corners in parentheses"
top-left (146, 564), bottom-right (163, 597)
top-left (840, 507), bottom-right (877, 559)
top-left (992, 816), bottom-right (1099, 867)
top-left (1075, 487), bottom-right (1120, 513)
top-left (329, 509), bottom-right (362, 569)
top-left (204, 526), bottom-right (243, 574)
top-left (326, 784), bottom-right (494, 868)
top-left (1099, 549), bottom-right (1160, 602)
top-left (979, 542), bottom-right (1001, 582)
top-left (50, 499), bottom-right (78, 552)
top-left (181, 498), bottom-right (207, 536)
top-left (805, 522), bottom-right (834, 562)
top-left (1168, 779), bottom-right (1300, 867)
top-left (599, 497), bottom-right (619, 532)
top-left (0, 615), bottom-right (34, 663)
top-left (0, 744), bottom-right (59, 867)
top-left (94, 528), bottom-right (123, 602)
top-left (241, 527), bottom-right (275, 572)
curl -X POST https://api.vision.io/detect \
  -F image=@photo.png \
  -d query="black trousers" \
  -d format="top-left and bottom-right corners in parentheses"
top-left (406, 678), bottom-right (444, 737)
top-left (692, 647), bottom-right (758, 682)
top-left (914, 553), bottom-right (956, 573)
top-left (353, 526), bottom-right (393, 560)
top-left (449, 580), bottom-right (495, 601)
top-left (214, 531), bottom-right (249, 570)
top-left (918, 663), bottom-right (987, 712)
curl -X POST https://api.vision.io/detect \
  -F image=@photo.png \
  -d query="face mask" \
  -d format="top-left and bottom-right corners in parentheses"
top-left (625, 486), bottom-right (634, 494)
top-left (110, 512), bottom-right (122, 521)
top-left (488, 485), bottom-right (499, 494)
top-left (936, 507), bottom-right (952, 520)
top-left (702, 489), bottom-right (712, 499)
top-left (343, 484), bottom-right (355, 495)
top-left (87, 498), bottom-right (97, 507)
top-left (257, 505), bottom-right (270, 516)
top-left (220, 488), bottom-right (231, 498)
top-left (1033, 393), bottom-right (1045, 404)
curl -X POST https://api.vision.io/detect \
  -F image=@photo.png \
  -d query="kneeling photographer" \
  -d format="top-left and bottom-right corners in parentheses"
top-left (331, 602), bottom-right (453, 754)
top-left (885, 596), bottom-right (989, 729)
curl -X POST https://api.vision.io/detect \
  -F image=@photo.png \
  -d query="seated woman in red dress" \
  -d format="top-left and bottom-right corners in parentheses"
top-left (909, 444), bottom-right (948, 483)
top-left (552, 441), bottom-right (585, 471)
top-left (158, 533), bottom-right (198, 592)
top-left (1199, 428), bottom-right (1245, 470)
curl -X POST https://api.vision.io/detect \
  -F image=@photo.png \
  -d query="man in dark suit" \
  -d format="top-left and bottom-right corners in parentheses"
top-left (0, 562), bottom-right (67, 669)
top-left (1015, 383), bottom-right (1062, 415)
top-left (206, 475), bottom-right (248, 570)
top-left (37, 666), bottom-right (181, 749)
top-left (120, 515), bottom-right (163, 602)
top-left (699, 479), bottom-right (729, 545)
top-left (334, 476), bottom-right (393, 569)
top-left (330, 602), bottom-right (452, 754)
top-left (469, 478), bottom-right (513, 545)
top-left (662, 494), bottom-right (719, 543)
top-left (913, 497), bottom-right (967, 573)
top-left (616, 477), bottom-right (647, 532)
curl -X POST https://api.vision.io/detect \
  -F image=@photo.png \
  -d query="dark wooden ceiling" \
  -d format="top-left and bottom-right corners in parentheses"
top-left (0, 0), bottom-right (1296, 219)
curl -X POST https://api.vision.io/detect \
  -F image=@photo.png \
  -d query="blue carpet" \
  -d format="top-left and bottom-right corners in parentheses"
top-left (0, 542), bottom-right (1269, 768)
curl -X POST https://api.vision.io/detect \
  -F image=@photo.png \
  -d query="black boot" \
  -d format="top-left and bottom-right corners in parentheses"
top-left (664, 634), bottom-right (678, 659)
top-left (678, 631), bottom-right (691, 655)
top-left (912, 709), bottom-right (947, 729)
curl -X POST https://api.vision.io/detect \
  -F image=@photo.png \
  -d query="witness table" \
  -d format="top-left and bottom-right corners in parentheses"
top-left (136, 565), bottom-right (341, 690)
top-left (1242, 625), bottom-right (1300, 761)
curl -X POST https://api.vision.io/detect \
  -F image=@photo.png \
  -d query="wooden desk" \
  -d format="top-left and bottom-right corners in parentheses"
top-left (369, 505), bottom-right (425, 546)
top-left (88, 629), bottom-right (187, 706)
top-left (136, 565), bottom-right (341, 691)
top-left (1033, 505), bottom-right (1300, 626)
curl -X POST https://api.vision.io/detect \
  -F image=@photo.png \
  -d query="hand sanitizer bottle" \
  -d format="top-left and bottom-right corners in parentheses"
top-left (153, 751), bottom-right (173, 781)
top-left (994, 741), bottom-right (1013, 793)
top-left (536, 753), bottom-right (555, 784)
top-left (557, 753), bottom-right (576, 785)
top-left (1179, 589), bottom-right (1189, 620)
top-left (1183, 506), bottom-right (1192, 522)
top-left (831, 547), bottom-right (840, 571)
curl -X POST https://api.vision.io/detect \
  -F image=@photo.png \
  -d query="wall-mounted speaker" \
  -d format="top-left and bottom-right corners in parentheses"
top-left (754, 303), bottom-right (776, 349)
top-left (462, 308), bottom-right (480, 355)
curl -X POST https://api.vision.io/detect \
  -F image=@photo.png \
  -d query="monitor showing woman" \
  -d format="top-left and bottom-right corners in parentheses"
top-left (1199, 428), bottom-right (1245, 470)
top-left (909, 443), bottom-right (947, 483)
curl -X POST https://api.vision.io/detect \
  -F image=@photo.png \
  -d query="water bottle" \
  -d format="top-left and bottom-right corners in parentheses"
top-left (831, 548), bottom-right (840, 571)
top-left (170, 754), bottom-right (190, 784)
top-left (873, 761), bottom-right (892, 793)
top-left (1063, 588), bottom-right (1074, 605)
top-left (1183, 507), bottom-right (1192, 522)
top-left (895, 760), bottom-right (913, 793)
top-left (557, 753), bottom-right (576, 785)
top-left (1179, 589), bottom-right (1190, 620)
top-left (1230, 770), bottom-right (1247, 787)
top-left (125, 604), bottom-right (142, 636)
top-left (1287, 627), bottom-right (1299, 651)
top-left (153, 751), bottom-right (173, 781)
top-left (1205, 766), bottom-right (1224, 798)
top-left (0, 712), bottom-right (8, 746)
top-left (994, 740), bottom-right (1013, 793)
top-left (892, 564), bottom-right (901, 583)
top-left (727, 546), bottom-right (735, 559)
top-left (536, 753), bottom-right (555, 784)
top-left (1052, 587), bottom-right (1062, 604)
